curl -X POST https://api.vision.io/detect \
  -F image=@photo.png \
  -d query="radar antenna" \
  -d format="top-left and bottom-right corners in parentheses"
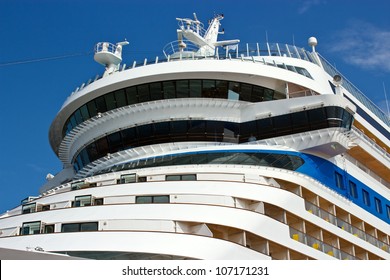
top-left (94, 40), bottom-right (129, 76)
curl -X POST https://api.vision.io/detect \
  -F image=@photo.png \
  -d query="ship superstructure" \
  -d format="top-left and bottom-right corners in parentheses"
top-left (0, 14), bottom-right (389, 260)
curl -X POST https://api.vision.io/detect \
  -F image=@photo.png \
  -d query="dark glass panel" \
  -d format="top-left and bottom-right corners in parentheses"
top-left (61, 223), bottom-right (80, 232)
top-left (150, 82), bottom-right (162, 100)
top-left (74, 109), bottom-right (83, 125)
top-left (171, 121), bottom-right (188, 140)
top-left (240, 83), bottom-right (252, 101)
top-left (166, 175), bottom-right (181, 181)
top-left (87, 100), bottom-right (98, 118)
top-left (202, 80), bottom-right (216, 98)
top-left (86, 142), bottom-right (99, 162)
top-left (189, 80), bottom-right (202, 97)
top-left (264, 88), bottom-right (274, 101)
top-left (66, 122), bottom-right (73, 134)
top-left (256, 117), bottom-right (274, 139)
top-left (69, 115), bottom-right (77, 128)
top-left (80, 105), bottom-right (90, 120)
top-left (176, 80), bottom-right (189, 98)
top-left (153, 196), bottom-right (170, 203)
top-left (308, 107), bottom-right (326, 124)
top-left (104, 92), bottom-right (116, 111)
top-left (137, 84), bottom-right (150, 102)
top-left (291, 111), bottom-right (309, 133)
top-left (96, 137), bottom-right (109, 156)
top-left (80, 222), bottom-right (98, 232)
top-left (126, 87), bottom-right (138, 105)
top-left (188, 120), bottom-right (206, 137)
top-left (215, 80), bottom-right (228, 99)
top-left (95, 96), bottom-right (107, 113)
top-left (154, 122), bottom-right (170, 137)
top-left (136, 196), bottom-right (153, 203)
top-left (137, 124), bottom-right (152, 139)
top-left (228, 82), bottom-right (240, 100)
top-left (163, 81), bottom-right (176, 99)
top-left (121, 127), bottom-right (137, 148)
top-left (252, 86), bottom-right (264, 102)
top-left (181, 174), bottom-right (196, 181)
top-left (273, 114), bottom-right (292, 135)
top-left (114, 89), bottom-right (127, 107)
top-left (240, 121), bottom-right (256, 141)
top-left (107, 131), bottom-right (122, 152)
top-left (206, 121), bottom-right (224, 141)
top-left (79, 149), bottom-right (90, 167)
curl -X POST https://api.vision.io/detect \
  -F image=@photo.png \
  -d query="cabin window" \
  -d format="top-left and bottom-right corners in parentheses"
top-left (120, 173), bottom-right (137, 184)
top-left (375, 198), bottom-right (383, 214)
top-left (135, 195), bottom-right (170, 204)
top-left (22, 203), bottom-right (36, 214)
top-left (61, 222), bottom-right (98, 232)
top-left (71, 181), bottom-right (85, 190)
top-left (21, 221), bottom-right (41, 235)
top-left (73, 195), bottom-right (92, 207)
top-left (94, 198), bottom-right (104, 205)
top-left (166, 174), bottom-right (197, 181)
top-left (44, 224), bottom-right (55, 234)
top-left (362, 190), bottom-right (370, 206)
top-left (348, 181), bottom-right (358, 199)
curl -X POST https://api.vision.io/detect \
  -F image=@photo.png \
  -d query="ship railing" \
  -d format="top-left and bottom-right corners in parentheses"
top-left (318, 53), bottom-right (390, 127)
top-left (343, 153), bottom-right (390, 189)
top-left (351, 126), bottom-right (390, 161)
top-left (94, 42), bottom-right (118, 55)
top-left (290, 228), bottom-right (357, 259)
top-left (68, 42), bottom-right (318, 97)
top-left (305, 201), bottom-right (390, 253)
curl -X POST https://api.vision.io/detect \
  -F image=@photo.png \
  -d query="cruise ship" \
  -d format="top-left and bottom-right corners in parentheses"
top-left (0, 13), bottom-right (389, 260)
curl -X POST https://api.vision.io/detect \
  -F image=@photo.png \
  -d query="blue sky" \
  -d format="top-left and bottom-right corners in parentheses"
top-left (0, 0), bottom-right (389, 214)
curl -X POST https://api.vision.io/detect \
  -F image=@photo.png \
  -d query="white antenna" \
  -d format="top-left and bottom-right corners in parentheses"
top-left (383, 82), bottom-right (390, 116)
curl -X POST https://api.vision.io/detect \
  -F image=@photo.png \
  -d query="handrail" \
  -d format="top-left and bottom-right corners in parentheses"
top-left (305, 201), bottom-right (390, 253)
top-left (290, 228), bottom-right (357, 259)
top-left (318, 53), bottom-right (390, 127)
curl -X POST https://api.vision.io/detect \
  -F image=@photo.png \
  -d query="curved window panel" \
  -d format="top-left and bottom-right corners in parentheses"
top-left (73, 106), bottom-right (353, 171)
top-left (93, 151), bottom-right (305, 177)
top-left (63, 79), bottom-right (278, 137)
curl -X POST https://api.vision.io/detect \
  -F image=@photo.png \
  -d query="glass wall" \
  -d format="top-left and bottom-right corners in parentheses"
top-left (63, 79), bottom-right (278, 137)
top-left (94, 151), bottom-right (305, 177)
top-left (73, 106), bottom-right (353, 172)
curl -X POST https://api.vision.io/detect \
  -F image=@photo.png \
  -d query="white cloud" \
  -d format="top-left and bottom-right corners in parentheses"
top-left (298, 0), bottom-right (325, 14)
top-left (330, 21), bottom-right (390, 72)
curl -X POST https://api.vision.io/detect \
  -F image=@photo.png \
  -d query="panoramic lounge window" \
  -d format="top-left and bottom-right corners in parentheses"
top-left (21, 221), bottom-right (41, 235)
top-left (136, 195), bottom-right (170, 204)
top-left (73, 195), bottom-right (92, 207)
top-left (63, 79), bottom-right (278, 137)
top-left (73, 106), bottom-right (352, 172)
